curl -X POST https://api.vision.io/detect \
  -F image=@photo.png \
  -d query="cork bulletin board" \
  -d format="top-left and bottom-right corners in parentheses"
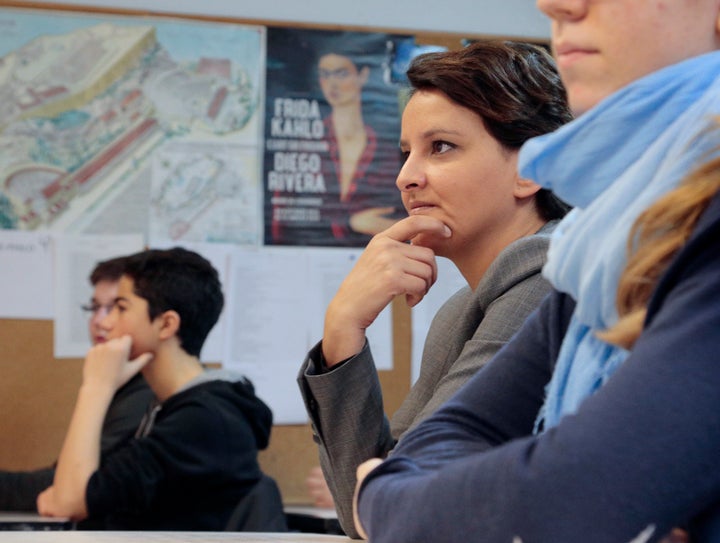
top-left (0, 298), bottom-right (411, 503)
top-left (0, 0), bottom-right (544, 503)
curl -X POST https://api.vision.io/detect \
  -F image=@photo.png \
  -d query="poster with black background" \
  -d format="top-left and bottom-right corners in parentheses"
top-left (264, 28), bottom-right (414, 247)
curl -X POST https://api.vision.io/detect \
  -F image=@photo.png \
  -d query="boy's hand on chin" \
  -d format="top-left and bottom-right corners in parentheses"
top-left (83, 335), bottom-right (153, 392)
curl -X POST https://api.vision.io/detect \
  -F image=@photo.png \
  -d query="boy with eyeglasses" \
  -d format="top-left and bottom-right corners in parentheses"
top-left (0, 256), bottom-right (153, 513)
top-left (37, 247), bottom-right (278, 531)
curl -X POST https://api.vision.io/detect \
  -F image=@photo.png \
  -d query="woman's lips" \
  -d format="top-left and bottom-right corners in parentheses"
top-left (407, 201), bottom-right (436, 215)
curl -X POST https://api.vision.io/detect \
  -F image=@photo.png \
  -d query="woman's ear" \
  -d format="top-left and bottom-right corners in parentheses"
top-left (514, 177), bottom-right (542, 200)
top-left (157, 310), bottom-right (181, 341)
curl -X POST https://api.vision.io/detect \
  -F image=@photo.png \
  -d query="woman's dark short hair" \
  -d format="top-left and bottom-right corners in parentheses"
top-left (406, 40), bottom-right (573, 221)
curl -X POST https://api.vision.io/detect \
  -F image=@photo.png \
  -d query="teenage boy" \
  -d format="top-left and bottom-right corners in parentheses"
top-left (37, 247), bottom-right (277, 531)
top-left (0, 256), bottom-right (152, 512)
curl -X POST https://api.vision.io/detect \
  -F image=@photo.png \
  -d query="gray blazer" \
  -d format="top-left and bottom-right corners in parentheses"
top-left (298, 221), bottom-right (557, 537)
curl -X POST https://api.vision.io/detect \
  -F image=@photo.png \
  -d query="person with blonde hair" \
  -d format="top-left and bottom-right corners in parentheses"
top-left (601, 138), bottom-right (720, 349)
top-left (353, 1), bottom-right (720, 542)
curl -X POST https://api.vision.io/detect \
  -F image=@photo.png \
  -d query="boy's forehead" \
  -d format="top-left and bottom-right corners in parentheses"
top-left (93, 279), bottom-right (118, 303)
top-left (117, 275), bottom-right (137, 297)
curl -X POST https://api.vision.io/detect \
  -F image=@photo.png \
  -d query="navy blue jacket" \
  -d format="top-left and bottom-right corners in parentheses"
top-left (358, 192), bottom-right (720, 542)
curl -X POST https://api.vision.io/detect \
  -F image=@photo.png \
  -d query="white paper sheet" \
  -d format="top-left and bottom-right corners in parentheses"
top-left (0, 230), bottom-right (54, 319)
top-left (305, 247), bottom-right (393, 371)
top-left (223, 246), bottom-right (393, 424)
top-left (223, 246), bottom-right (309, 424)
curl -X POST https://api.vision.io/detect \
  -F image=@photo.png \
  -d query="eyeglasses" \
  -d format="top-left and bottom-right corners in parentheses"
top-left (81, 303), bottom-right (114, 316)
top-left (319, 67), bottom-right (352, 81)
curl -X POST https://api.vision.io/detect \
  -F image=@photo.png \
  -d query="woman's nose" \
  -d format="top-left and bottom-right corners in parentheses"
top-left (396, 155), bottom-right (427, 192)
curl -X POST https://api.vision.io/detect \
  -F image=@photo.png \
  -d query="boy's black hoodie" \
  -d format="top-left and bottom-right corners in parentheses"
top-left (84, 372), bottom-right (275, 531)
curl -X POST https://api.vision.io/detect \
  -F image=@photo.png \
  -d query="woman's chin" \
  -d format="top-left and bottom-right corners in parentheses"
top-left (412, 233), bottom-right (447, 255)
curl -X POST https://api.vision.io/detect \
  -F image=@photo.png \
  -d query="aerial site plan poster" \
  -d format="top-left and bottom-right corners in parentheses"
top-left (0, 8), bottom-right (265, 245)
top-left (264, 27), bottom-right (413, 248)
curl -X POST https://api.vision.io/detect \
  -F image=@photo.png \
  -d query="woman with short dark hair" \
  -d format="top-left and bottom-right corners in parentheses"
top-left (299, 40), bottom-right (572, 537)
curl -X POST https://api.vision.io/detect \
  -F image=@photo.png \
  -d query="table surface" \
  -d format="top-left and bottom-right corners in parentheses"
top-left (283, 506), bottom-right (338, 520)
top-left (0, 512), bottom-right (71, 522)
top-left (0, 531), bottom-right (351, 542)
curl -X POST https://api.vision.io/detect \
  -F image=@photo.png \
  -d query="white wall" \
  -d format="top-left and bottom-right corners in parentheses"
top-left (13, 0), bottom-right (551, 39)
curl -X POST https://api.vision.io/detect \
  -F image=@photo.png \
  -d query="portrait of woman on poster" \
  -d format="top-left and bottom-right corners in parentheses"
top-left (317, 49), bottom-right (403, 243)
top-left (267, 30), bottom-right (404, 248)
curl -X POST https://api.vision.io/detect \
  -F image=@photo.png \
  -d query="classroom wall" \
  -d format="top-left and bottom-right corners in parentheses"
top-left (10, 0), bottom-right (552, 39)
top-left (0, 0), bottom-right (547, 505)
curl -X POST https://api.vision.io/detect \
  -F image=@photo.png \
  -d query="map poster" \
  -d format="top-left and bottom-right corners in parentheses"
top-left (0, 7), bottom-right (265, 245)
top-left (263, 27), bottom-right (412, 248)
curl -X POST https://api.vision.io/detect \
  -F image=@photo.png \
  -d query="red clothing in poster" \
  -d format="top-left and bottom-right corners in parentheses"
top-left (270, 115), bottom-right (403, 247)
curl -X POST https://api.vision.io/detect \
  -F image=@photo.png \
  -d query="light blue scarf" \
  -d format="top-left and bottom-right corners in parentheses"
top-left (518, 51), bottom-right (720, 431)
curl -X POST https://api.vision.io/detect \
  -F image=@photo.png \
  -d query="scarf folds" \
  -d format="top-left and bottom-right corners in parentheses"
top-left (519, 51), bottom-right (720, 430)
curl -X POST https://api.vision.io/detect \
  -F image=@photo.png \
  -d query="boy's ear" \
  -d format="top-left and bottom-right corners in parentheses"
top-left (157, 310), bottom-right (181, 340)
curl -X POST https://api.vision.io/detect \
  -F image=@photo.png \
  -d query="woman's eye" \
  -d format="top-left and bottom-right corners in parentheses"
top-left (431, 141), bottom-right (454, 154)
